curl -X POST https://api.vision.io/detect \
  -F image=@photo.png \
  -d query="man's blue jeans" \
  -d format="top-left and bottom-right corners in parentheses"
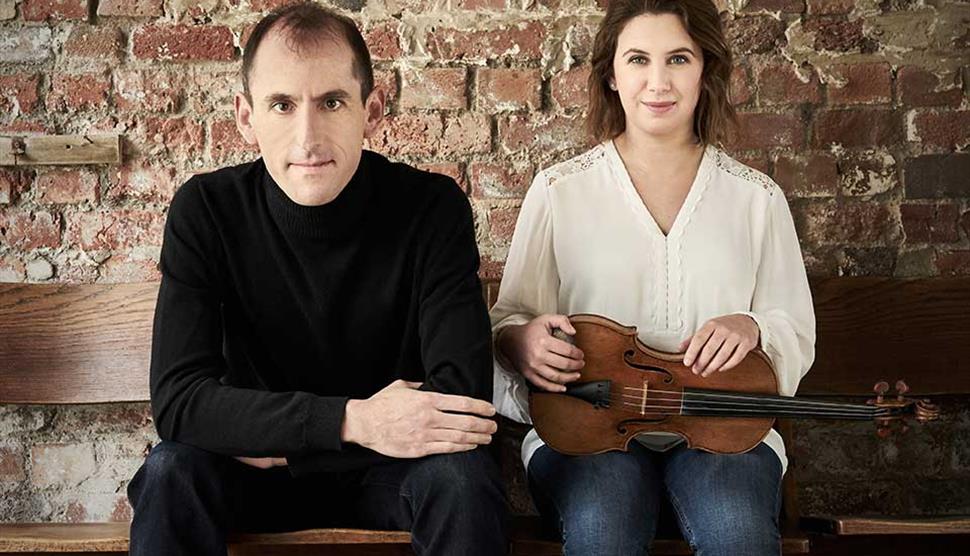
top-left (127, 441), bottom-right (509, 556)
top-left (528, 441), bottom-right (783, 555)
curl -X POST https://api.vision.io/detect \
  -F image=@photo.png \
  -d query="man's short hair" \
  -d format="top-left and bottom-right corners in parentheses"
top-left (242, 1), bottom-right (375, 102)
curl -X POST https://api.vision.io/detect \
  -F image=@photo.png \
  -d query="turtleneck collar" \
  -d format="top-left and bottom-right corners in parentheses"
top-left (263, 151), bottom-right (377, 238)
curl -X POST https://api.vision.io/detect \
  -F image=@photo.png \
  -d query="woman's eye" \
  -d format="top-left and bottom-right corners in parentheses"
top-left (629, 55), bottom-right (647, 65)
top-left (669, 55), bottom-right (689, 65)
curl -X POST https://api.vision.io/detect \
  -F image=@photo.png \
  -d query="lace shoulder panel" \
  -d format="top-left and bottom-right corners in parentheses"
top-left (543, 143), bottom-right (608, 187)
top-left (713, 149), bottom-right (777, 196)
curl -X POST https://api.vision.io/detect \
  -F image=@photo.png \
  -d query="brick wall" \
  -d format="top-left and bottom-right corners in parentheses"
top-left (1, 0), bottom-right (968, 522)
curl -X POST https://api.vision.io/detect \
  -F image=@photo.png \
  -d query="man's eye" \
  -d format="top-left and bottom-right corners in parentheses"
top-left (324, 98), bottom-right (343, 110)
top-left (669, 55), bottom-right (689, 65)
top-left (271, 102), bottom-right (292, 113)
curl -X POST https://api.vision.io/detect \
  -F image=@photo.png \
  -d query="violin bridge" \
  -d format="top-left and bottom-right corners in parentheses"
top-left (640, 380), bottom-right (648, 415)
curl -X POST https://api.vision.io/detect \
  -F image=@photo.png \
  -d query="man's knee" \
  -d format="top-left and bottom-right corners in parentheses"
top-left (406, 448), bottom-right (504, 505)
top-left (128, 441), bottom-right (227, 505)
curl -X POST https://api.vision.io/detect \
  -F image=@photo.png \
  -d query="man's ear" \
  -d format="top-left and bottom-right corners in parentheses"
top-left (362, 87), bottom-right (386, 139)
top-left (234, 92), bottom-right (258, 145)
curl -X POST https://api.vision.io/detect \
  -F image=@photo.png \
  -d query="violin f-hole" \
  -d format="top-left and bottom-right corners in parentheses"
top-left (623, 350), bottom-right (674, 383)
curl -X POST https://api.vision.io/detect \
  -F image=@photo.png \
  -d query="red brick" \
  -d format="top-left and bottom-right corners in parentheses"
top-left (839, 151), bottom-right (898, 196)
top-left (730, 65), bottom-right (753, 106)
top-left (742, 0), bottom-right (805, 12)
top-left (64, 501), bottom-right (87, 523)
top-left (0, 121), bottom-right (50, 134)
top-left (0, 210), bottom-right (61, 250)
top-left (962, 210), bottom-right (970, 240)
top-left (110, 497), bottom-right (132, 522)
top-left (756, 62), bottom-right (821, 106)
top-left (498, 113), bottom-right (588, 158)
top-left (795, 200), bottom-right (897, 245)
top-left (0, 254), bottom-right (26, 282)
top-left (901, 203), bottom-right (960, 244)
top-left (414, 162), bottom-right (467, 191)
top-left (898, 66), bottom-right (964, 108)
top-left (806, 0), bottom-right (853, 14)
top-left (139, 117), bottom-right (206, 159)
top-left (426, 21), bottom-right (545, 61)
top-left (803, 16), bottom-right (870, 52)
top-left (113, 69), bottom-right (182, 113)
top-left (826, 62), bottom-right (892, 105)
top-left (64, 25), bottom-right (124, 61)
top-left (22, 0), bottom-right (86, 21)
top-left (47, 73), bottom-right (111, 112)
top-left (399, 68), bottom-right (467, 110)
top-left (0, 169), bottom-right (32, 205)
top-left (97, 0), bottom-right (162, 17)
top-left (489, 205), bottom-right (521, 245)
top-left (905, 153), bottom-right (969, 199)
top-left (249, 0), bottom-right (291, 10)
top-left (730, 112), bottom-right (805, 150)
top-left (36, 170), bottom-right (99, 204)
top-left (910, 110), bottom-right (970, 150)
top-left (477, 68), bottom-right (541, 112)
top-left (478, 257), bottom-right (505, 282)
top-left (368, 112), bottom-right (444, 157)
top-left (209, 119), bottom-right (259, 166)
top-left (813, 109), bottom-right (902, 148)
top-left (107, 164), bottom-right (178, 203)
top-left (133, 24), bottom-right (236, 62)
top-left (552, 64), bottom-right (591, 110)
top-left (734, 153), bottom-right (771, 176)
top-left (0, 73), bottom-right (42, 115)
top-left (937, 250), bottom-right (970, 276)
top-left (441, 113), bottom-right (491, 156)
top-left (724, 15), bottom-right (787, 55)
top-left (469, 161), bottom-right (534, 199)
top-left (365, 21), bottom-right (403, 60)
top-left (185, 68), bottom-right (239, 113)
top-left (772, 153), bottom-right (838, 198)
top-left (0, 447), bottom-right (25, 482)
top-left (67, 210), bottom-right (164, 251)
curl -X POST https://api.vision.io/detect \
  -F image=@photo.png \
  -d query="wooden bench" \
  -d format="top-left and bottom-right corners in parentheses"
top-left (2, 277), bottom-right (967, 554)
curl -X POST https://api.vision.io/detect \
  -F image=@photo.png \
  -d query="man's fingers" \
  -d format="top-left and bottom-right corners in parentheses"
top-left (683, 327), bottom-right (714, 367)
top-left (535, 364), bottom-right (580, 385)
top-left (433, 412), bottom-right (498, 434)
top-left (719, 347), bottom-right (749, 374)
top-left (430, 392), bottom-right (496, 416)
top-left (429, 428), bottom-right (492, 446)
top-left (388, 379), bottom-right (423, 390)
top-left (546, 314), bottom-right (576, 336)
top-left (547, 338), bottom-right (585, 361)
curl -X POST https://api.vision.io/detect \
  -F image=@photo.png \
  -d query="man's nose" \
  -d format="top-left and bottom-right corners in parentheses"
top-left (294, 107), bottom-right (325, 149)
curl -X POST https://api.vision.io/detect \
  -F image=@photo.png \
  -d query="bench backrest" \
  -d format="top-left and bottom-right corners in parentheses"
top-left (2, 278), bottom-right (968, 404)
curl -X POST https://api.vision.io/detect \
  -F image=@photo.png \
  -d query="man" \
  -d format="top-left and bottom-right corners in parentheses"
top-left (126, 3), bottom-right (508, 555)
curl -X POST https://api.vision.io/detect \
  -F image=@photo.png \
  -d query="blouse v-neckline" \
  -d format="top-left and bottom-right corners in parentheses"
top-left (605, 139), bottom-right (715, 241)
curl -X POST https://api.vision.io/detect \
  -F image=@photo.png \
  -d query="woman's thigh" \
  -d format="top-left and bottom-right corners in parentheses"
top-left (663, 443), bottom-right (783, 556)
top-left (527, 443), bottom-right (665, 555)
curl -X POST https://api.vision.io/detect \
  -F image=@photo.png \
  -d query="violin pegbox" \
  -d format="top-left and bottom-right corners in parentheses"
top-left (867, 380), bottom-right (940, 438)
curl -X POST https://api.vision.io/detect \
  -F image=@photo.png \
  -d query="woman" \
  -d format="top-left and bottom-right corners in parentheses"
top-left (490, 0), bottom-right (815, 554)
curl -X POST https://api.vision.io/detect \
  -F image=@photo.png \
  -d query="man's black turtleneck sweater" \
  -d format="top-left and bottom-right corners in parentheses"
top-left (149, 151), bottom-right (493, 477)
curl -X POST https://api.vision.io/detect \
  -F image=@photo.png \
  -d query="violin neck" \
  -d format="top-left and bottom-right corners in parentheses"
top-left (680, 388), bottom-right (899, 420)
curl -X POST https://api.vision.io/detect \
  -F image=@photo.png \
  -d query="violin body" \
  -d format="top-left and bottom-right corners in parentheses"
top-left (530, 314), bottom-right (779, 455)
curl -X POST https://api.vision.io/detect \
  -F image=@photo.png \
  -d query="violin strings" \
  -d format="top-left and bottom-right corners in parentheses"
top-left (611, 392), bottom-right (878, 413)
top-left (618, 385), bottom-right (886, 410)
top-left (593, 393), bottom-right (890, 418)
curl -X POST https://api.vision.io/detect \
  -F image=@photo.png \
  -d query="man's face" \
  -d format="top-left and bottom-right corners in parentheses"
top-left (235, 29), bottom-right (384, 206)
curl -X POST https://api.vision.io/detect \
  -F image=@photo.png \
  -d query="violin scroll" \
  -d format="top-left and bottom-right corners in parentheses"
top-left (867, 380), bottom-right (940, 437)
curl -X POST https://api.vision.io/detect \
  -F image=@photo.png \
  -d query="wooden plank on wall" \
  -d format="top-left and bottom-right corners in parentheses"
top-left (0, 134), bottom-right (122, 166)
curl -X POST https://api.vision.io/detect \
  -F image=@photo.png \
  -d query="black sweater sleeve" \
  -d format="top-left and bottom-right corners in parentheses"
top-left (150, 178), bottom-right (347, 458)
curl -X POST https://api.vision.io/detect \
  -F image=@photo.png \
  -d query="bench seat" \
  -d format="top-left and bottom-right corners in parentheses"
top-left (800, 515), bottom-right (970, 535)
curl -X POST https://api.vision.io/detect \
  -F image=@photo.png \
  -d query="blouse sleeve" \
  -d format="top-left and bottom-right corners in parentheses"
top-left (736, 190), bottom-right (816, 396)
top-left (489, 172), bottom-right (560, 423)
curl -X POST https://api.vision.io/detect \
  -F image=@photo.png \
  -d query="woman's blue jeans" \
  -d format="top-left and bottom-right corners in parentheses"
top-left (527, 441), bottom-right (783, 556)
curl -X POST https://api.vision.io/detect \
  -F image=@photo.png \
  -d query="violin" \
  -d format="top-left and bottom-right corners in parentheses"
top-left (529, 314), bottom-right (940, 456)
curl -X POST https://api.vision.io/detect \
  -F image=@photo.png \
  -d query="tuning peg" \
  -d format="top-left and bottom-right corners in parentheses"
top-left (895, 380), bottom-right (909, 400)
top-left (874, 381), bottom-right (889, 403)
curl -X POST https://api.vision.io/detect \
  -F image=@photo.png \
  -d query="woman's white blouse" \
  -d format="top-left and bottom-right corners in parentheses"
top-left (490, 140), bottom-right (816, 474)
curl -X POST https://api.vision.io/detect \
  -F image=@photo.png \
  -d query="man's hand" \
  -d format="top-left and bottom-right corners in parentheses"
top-left (497, 314), bottom-right (585, 392)
top-left (341, 380), bottom-right (497, 458)
top-left (234, 456), bottom-right (288, 469)
top-left (679, 314), bottom-right (760, 377)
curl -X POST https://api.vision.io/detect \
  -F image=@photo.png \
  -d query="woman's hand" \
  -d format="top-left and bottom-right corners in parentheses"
top-left (497, 314), bottom-right (585, 392)
top-left (679, 314), bottom-right (760, 377)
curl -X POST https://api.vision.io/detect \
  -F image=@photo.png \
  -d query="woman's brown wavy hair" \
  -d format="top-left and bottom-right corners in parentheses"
top-left (587, 0), bottom-right (737, 146)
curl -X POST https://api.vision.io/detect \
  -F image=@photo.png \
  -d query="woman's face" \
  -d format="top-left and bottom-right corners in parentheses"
top-left (611, 13), bottom-right (705, 142)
